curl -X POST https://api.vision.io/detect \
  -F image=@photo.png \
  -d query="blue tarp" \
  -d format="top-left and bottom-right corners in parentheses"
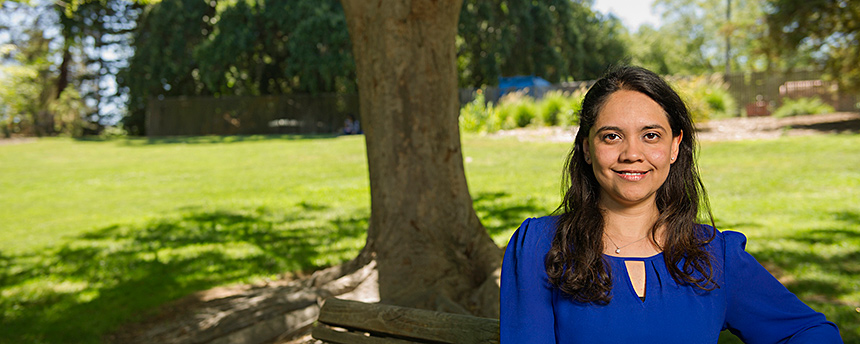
top-left (498, 76), bottom-right (552, 97)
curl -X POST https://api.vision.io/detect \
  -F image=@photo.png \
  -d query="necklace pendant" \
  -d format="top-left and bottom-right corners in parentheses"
top-left (615, 248), bottom-right (621, 254)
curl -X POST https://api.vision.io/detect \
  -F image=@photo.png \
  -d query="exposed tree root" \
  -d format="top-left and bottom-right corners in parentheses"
top-left (108, 252), bottom-right (380, 344)
top-left (109, 242), bottom-right (503, 344)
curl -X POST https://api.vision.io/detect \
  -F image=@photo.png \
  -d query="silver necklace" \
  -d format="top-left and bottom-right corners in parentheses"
top-left (604, 232), bottom-right (649, 254)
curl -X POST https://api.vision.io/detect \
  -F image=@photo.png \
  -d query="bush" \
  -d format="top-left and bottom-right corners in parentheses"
top-left (493, 91), bottom-right (534, 130)
top-left (101, 125), bottom-right (128, 139)
top-left (670, 74), bottom-right (737, 122)
top-left (557, 87), bottom-right (586, 127)
top-left (459, 91), bottom-right (490, 132)
top-left (512, 100), bottom-right (537, 127)
top-left (772, 97), bottom-right (835, 118)
top-left (536, 91), bottom-right (566, 126)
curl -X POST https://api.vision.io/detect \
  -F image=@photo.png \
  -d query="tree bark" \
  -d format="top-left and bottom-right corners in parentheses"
top-left (340, 0), bottom-right (502, 317)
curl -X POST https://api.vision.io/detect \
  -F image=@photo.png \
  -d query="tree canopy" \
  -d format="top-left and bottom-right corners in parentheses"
top-left (121, 0), bottom-right (355, 134)
top-left (626, 0), bottom-right (859, 87)
top-left (1, 0), bottom-right (142, 136)
top-left (765, 0), bottom-right (860, 89)
top-left (457, 0), bottom-right (627, 87)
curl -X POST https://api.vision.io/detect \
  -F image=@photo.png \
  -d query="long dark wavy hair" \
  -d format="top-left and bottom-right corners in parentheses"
top-left (545, 66), bottom-right (718, 303)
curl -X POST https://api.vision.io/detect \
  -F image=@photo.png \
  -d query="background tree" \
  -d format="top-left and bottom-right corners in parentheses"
top-left (341, 0), bottom-right (502, 316)
top-left (457, 0), bottom-right (627, 88)
top-left (0, 0), bottom-right (144, 136)
top-left (122, 0), bottom-right (355, 134)
top-left (765, 0), bottom-right (860, 90)
top-left (631, 0), bottom-right (811, 75)
top-left (56, 0), bottom-right (142, 129)
top-left (120, 0), bottom-right (217, 134)
top-left (0, 2), bottom-right (88, 137)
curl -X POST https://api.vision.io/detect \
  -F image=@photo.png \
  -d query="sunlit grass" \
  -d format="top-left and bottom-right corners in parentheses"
top-left (1, 132), bottom-right (858, 343)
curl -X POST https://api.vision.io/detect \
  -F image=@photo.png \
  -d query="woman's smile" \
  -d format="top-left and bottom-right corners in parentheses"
top-left (614, 169), bottom-right (650, 181)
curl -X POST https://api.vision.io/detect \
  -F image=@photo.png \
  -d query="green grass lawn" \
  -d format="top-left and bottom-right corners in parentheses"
top-left (1, 132), bottom-right (858, 343)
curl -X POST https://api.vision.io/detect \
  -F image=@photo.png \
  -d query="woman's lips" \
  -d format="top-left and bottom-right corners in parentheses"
top-left (614, 170), bottom-right (649, 181)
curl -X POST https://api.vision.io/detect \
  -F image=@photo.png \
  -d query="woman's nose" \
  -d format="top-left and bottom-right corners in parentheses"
top-left (619, 140), bottom-right (644, 162)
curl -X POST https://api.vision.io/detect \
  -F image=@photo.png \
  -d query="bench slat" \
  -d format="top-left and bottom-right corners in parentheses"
top-left (316, 298), bottom-right (499, 344)
top-left (311, 326), bottom-right (417, 344)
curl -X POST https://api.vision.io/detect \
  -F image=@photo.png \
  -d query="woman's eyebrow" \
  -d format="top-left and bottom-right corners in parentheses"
top-left (642, 124), bottom-right (668, 132)
top-left (594, 126), bottom-right (623, 133)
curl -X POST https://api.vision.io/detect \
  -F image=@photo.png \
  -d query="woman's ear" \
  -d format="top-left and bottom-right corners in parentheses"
top-left (670, 130), bottom-right (683, 164)
top-left (582, 140), bottom-right (592, 164)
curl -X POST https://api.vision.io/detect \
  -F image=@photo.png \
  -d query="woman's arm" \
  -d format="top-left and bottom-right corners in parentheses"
top-left (722, 231), bottom-right (842, 343)
top-left (501, 217), bottom-right (558, 343)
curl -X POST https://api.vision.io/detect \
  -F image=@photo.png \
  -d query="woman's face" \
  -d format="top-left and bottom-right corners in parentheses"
top-left (583, 90), bottom-right (682, 210)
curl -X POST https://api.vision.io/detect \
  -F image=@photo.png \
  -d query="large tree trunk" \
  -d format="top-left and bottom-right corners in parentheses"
top-left (341, 0), bottom-right (502, 317)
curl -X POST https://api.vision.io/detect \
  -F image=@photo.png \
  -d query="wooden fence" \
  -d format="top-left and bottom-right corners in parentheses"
top-left (725, 70), bottom-right (857, 116)
top-left (146, 93), bottom-right (359, 136)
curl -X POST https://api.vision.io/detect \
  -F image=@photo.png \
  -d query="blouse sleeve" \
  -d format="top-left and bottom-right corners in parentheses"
top-left (500, 218), bottom-right (557, 343)
top-left (722, 231), bottom-right (842, 343)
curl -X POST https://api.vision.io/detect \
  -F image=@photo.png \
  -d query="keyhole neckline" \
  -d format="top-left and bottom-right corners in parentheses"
top-left (603, 251), bottom-right (663, 261)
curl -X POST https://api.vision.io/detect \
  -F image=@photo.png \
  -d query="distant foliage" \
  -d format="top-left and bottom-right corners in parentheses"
top-left (459, 92), bottom-right (491, 132)
top-left (772, 97), bottom-right (835, 118)
top-left (767, 0), bottom-right (860, 91)
top-left (0, 64), bottom-right (41, 137)
top-left (48, 88), bottom-right (91, 137)
top-left (670, 75), bottom-right (737, 123)
top-left (122, 0), bottom-right (355, 135)
top-left (457, 0), bottom-right (628, 87)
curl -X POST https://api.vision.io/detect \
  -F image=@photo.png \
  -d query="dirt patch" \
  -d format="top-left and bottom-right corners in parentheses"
top-left (695, 112), bottom-right (860, 141)
top-left (0, 137), bottom-right (37, 145)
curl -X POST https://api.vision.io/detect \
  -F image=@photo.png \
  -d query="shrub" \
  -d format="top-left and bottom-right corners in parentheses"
top-left (536, 91), bottom-right (566, 126)
top-left (459, 91), bottom-right (490, 132)
top-left (512, 100), bottom-right (537, 128)
top-left (772, 97), bottom-right (835, 118)
top-left (701, 86), bottom-right (736, 119)
top-left (493, 91), bottom-right (535, 129)
top-left (101, 126), bottom-right (128, 139)
top-left (670, 74), bottom-right (737, 122)
top-left (557, 87), bottom-right (586, 127)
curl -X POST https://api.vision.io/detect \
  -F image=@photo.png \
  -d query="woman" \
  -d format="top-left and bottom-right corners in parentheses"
top-left (500, 66), bottom-right (841, 343)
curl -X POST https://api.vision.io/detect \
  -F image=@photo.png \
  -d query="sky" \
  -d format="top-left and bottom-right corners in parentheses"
top-left (592, 0), bottom-right (662, 31)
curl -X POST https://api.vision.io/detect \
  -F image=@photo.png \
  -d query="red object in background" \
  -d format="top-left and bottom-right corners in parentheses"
top-left (745, 101), bottom-right (770, 117)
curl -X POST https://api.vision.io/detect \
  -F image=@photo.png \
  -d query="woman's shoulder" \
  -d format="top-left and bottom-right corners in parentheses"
top-left (519, 215), bottom-right (560, 239)
top-left (696, 224), bottom-right (750, 256)
top-left (506, 215), bottom-right (559, 254)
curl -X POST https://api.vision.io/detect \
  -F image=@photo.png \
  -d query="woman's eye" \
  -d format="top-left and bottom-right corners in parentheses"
top-left (603, 133), bottom-right (621, 142)
top-left (644, 132), bottom-right (660, 141)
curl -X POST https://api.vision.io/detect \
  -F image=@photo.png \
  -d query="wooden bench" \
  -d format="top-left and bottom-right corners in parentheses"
top-left (311, 298), bottom-right (500, 344)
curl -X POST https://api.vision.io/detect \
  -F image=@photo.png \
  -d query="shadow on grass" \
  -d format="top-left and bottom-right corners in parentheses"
top-left (74, 134), bottom-right (345, 146)
top-left (138, 134), bottom-right (342, 146)
top-left (0, 205), bottom-right (368, 343)
top-left (473, 191), bottom-right (549, 240)
top-left (742, 211), bottom-right (860, 343)
top-left (789, 119), bottom-right (860, 135)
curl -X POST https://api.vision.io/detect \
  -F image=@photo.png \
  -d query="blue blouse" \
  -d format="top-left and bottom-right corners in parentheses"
top-left (501, 216), bottom-right (842, 343)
